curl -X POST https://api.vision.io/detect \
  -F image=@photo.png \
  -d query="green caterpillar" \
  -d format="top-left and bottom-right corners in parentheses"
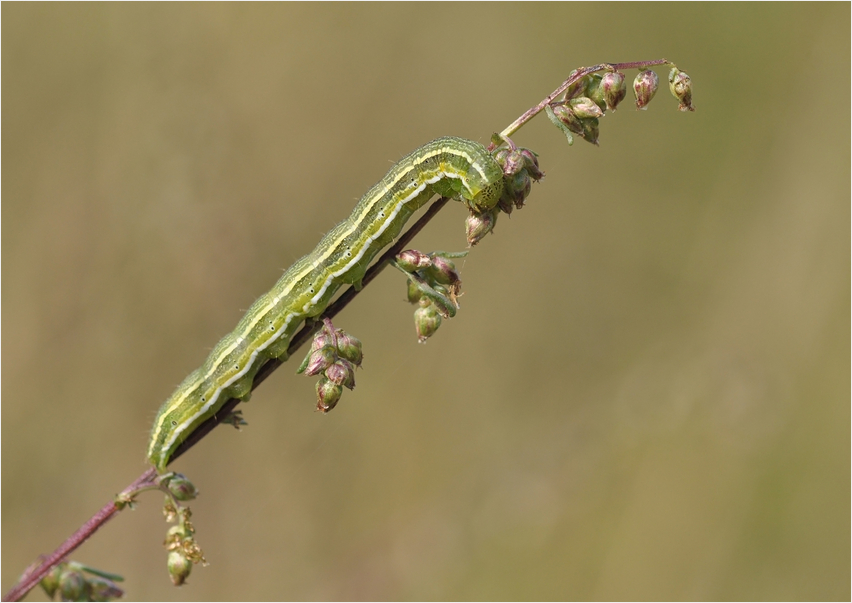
top-left (147, 137), bottom-right (504, 471)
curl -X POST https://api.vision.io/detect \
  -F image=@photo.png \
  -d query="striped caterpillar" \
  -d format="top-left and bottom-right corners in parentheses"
top-left (147, 136), bottom-right (506, 471)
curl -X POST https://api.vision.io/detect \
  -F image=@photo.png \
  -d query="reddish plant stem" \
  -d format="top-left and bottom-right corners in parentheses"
top-left (3, 470), bottom-right (158, 602)
top-left (493, 59), bottom-right (671, 144)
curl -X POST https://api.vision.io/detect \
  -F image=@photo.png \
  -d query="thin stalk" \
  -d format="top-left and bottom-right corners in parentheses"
top-left (494, 59), bottom-right (672, 144)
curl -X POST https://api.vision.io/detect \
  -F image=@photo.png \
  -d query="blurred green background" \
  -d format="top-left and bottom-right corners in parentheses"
top-left (3, 4), bottom-right (849, 601)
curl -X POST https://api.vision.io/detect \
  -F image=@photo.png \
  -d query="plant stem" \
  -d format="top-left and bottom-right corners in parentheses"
top-left (3, 470), bottom-right (158, 602)
top-left (493, 59), bottom-right (672, 144)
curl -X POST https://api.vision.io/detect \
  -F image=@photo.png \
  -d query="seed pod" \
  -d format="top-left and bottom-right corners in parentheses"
top-left (335, 331), bottom-right (363, 366)
top-left (414, 301), bottom-right (442, 342)
top-left (564, 71), bottom-right (591, 100)
top-left (633, 69), bottom-right (659, 110)
top-left (162, 473), bottom-right (199, 502)
top-left (395, 249), bottom-right (432, 272)
top-left (465, 209), bottom-right (497, 246)
top-left (316, 378), bottom-right (343, 413)
top-left (59, 568), bottom-right (87, 601)
top-left (600, 71), bottom-right (627, 111)
top-left (40, 564), bottom-right (63, 599)
top-left (299, 344), bottom-right (337, 377)
top-left (669, 68), bottom-right (695, 112)
top-left (428, 255), bottom-right (460, 287)
top-left (550, 103), bottom-right (584, 135)
top-left (88, 575), bottom-right (125, 601)
top-left (569, 96), bottom-right (604, 119)
top-left (167, 551), bottom-right (192, 586)
top-left (581, 117), bottom-right (600, 146)
top-left (519, 148), bottom-right (544, 181)
top-left (325, 359), bottom-right (356, 390)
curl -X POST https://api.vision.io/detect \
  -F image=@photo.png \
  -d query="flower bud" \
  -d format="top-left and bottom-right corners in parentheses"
top-left (494, 147), bottom-right (526, 177)
top-left (497, 189), bottom-right (514, 215)
top-left (550, 103), bottom-right (584, 135)
top-left (395, 249), bottom-right (431, 273)
top-left (335, 331), bottom-right (363, 366)
top-left (299, 344), bottom-right (337, 376)
top-left (491, 147), bottom-right (510, 168)
top-left (316, 378), bottom-right (343, 413)
top-left (428, 255), bottom-right (460, 287)
top-left (668, 68), bottom-right (694, 112)
top-left (506, 170), bottom-right (532, 208)
top-left (465, 209), bottom-right (497, 246)
top-left (88, 575), bottom-right (125, 602)
top-left (59, 568), bottom-right (87, 601)
top-left (581, 117), bottom-right (600, 146)
top-left (40, 564), bottom-right (63, 599)
top-left (633, 69), bottom-right (659, 110)
top-left (600, 71), bottom-right (627, 111)
top-left (414, 302), bottom-right (442, 343)
top-left (569, 96), bottom-right (604, 119)
top-left (325, 359), bottom-right (356, 390)
top-left (584, 73), bottom-right (608, 112)
top-left (162, 473), bottom-right (199, 502)
top-left (167, 551), bottom-right (192, 586)
top-left (519, 148), bottom-right (544, 181)
top-left (564, 71), bottom-right (591, 100)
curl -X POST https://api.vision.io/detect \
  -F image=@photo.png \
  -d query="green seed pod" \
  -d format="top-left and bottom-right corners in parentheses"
top-left (600, 71), bottom-right (627, 111)
top-left (59, 568), bottom-right (87, 601)
top-left (316, 377), bottom-right (343, 413)
top-left (167, 551), bottom-right (192, 586)
top-left (427, 255), bottom-right (460, 287)
top-left (299, 344), bottom-right (337, 377)
top-left (569, 96), bottom-right (604, 119)
top-left (581, 117), bottom-right (600, 145)
top-left (465, 209), bottom-right (498, 246)
top-left (335, 331), bottom-right (363, 366)
top-left (325, 359), bottom-right (356, 390)
top-left (501, 168), bottom-right (532, 208)
top-left (564, 71), bottom-right (591, 100)
top-left (162, 473), bottom-right (199, 502)
top-left (494, 147), bottom-right (525, 177)
top-left (633, 69), bottom-right (659, 110)
top-left (519, 148), bottom-right (544, 180)
top-left (491, 147), bottom-right (510, 169)
top-left (669, 68), bottom-right (695, 112)
top-left (395, 249), bottom-right (431, 272)
top-left (88, 575), bottom-right (124, 602)
top-left (414, 302), bottom-right (442, 343)
top-left (550, 103), bottom-right (584, 135)
top-left (40, 564), bottom-right (64, 599)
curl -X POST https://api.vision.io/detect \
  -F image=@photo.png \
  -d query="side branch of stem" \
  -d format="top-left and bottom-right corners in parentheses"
top-left (493, 59), bottom-right (671, 144)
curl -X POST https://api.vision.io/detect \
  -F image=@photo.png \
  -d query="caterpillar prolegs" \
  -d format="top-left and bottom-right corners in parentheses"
top-left (147, 136), bottom-right (511, 471)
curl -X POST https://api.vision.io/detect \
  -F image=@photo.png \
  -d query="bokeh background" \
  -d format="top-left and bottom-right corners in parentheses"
top-left (3, 4), bottom-right (849, 601)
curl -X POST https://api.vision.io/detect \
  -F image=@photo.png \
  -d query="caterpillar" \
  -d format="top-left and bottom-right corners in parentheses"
top-left (147, 136), bottom-right (504, 471)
